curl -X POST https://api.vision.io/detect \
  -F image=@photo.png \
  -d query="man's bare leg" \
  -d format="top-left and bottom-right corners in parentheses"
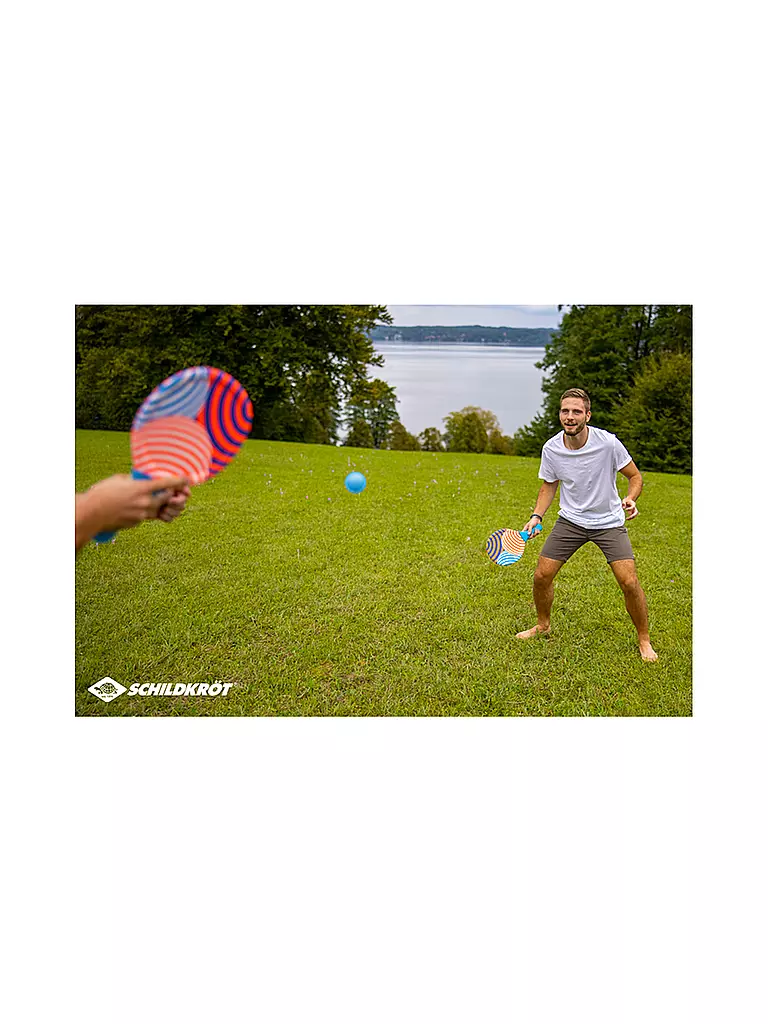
top-left (610, 558), bottom-right (658, 661)
top-left (516, 556), bottom-right (564, 639)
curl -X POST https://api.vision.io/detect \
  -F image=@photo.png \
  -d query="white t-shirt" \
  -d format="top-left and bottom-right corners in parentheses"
top-left (538, 426), bottom-right (632, 529)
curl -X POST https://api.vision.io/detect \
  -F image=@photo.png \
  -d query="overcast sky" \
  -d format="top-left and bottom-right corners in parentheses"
top-left (386, 305), bottom-right (563, 328)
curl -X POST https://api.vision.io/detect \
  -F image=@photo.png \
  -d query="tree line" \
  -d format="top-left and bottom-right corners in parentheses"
top-left (343, 390), bottom-right (516, 455)
top-left (76, 305), bottom-right (391, 445)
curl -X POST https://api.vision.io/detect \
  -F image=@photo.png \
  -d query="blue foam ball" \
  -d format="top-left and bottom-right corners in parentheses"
top-left (344, 471), bottom-right (367, 494)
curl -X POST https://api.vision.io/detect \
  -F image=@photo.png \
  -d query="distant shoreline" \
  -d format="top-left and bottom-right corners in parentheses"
top-left (374, 340), bottom-right (547, 348)
top-left (370, 325), bottom-right (554, 348)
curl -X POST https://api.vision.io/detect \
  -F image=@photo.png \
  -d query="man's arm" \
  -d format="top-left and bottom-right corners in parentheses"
top-left (618, 460), bottom-right (643, 518)
top-left (521, 479), bottom-right (559, 535)
top-left (75, 474), bottom-right (190, 554)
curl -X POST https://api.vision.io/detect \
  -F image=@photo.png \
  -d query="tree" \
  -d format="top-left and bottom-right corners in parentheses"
top-left (344, 419), bottom-right (375, 448)
top-left (443, 408), bottom-right (489, 453)
top-left (488, 429), bottom-right (515, 455)
top-left (345, 378), bottom-right (399, 449)
top-left (644, 305), bottom-right (693, 358)
top-left (510, 412), bottom-right (553, 458)
top-left (418, 427), bottom-right (444, 452)
top-left (442, 406), bottom-right (506, 454)
top-left (513, 305), bottom-right (693, 469)
top-left (387, 421), bottom-right (421, 451)
top-left (463, 406), bottom-right (501, 436)
top-left (75, 304), bottom-right (391, 437)
top-left (613, 353), bottom-right (692, 473)
top-left (294, 370), bottom-right (340, 445)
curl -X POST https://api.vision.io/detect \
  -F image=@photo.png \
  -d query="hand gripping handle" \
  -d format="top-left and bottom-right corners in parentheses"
top-left (520, 522), bottom-right (543, 542)
top-left (92, 468), bottom-right (154, 546)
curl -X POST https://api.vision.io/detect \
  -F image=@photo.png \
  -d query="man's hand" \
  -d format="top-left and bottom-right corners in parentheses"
top-left (622, 498), bottom-right (639, 521)
top-left (75, 474), bottom-right (190, 552)
top-left (157, 483), bottom-right (192, 523)
top-left (521, 517), bottom-right (543, 537)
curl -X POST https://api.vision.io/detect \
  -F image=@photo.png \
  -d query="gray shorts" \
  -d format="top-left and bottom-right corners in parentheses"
top-left (540, 516), bottom-right (634, 564)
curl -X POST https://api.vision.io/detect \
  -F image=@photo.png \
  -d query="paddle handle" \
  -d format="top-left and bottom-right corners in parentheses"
top-left (520, 523), bottom-right (543, 542)
top-left (92, 528), bottom-right (118, 545)
top-left (92, 468), bottom-right (153, 545)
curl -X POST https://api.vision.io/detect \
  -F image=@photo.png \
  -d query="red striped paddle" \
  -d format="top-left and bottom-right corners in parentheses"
top-left (93, 366), bottom-right (253, 544)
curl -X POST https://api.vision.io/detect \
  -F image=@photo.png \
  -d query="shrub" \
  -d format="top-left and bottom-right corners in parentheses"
top-left (614, 353), bottom-right (692, 473)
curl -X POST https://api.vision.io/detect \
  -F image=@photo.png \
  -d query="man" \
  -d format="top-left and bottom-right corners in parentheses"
top-left (516, 388), bottom-right (657, 662)
top-left (75, 474), bottom-right (190, 554)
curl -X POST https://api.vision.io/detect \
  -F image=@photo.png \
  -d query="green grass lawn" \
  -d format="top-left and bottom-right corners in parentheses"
top-left (75, 430), bottom-right (692, 717)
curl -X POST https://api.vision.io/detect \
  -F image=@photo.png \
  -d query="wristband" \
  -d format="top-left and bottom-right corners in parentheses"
top-left (531, 513), bottom-right (542, 521)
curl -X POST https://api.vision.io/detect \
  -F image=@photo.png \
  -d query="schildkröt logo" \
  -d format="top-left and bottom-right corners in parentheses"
top-left (88, 677), bottom-right (128, 703)
top-left (88, 678), bottom-right (234, 701)
top-left (127, 681), bottom-right (235, 697)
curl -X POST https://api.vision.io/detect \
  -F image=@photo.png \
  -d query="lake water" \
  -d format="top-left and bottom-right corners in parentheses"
top-left (372, 343), bottom-right (547, 437)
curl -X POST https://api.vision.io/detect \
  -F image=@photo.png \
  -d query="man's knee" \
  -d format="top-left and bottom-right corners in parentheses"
top-left (534, 560), bottom-right (561, 586)
top-left (616, 569), bottom-right (640, 593)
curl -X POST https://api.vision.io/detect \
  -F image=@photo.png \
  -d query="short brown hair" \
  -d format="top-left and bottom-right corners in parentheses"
top-left (560, 388), bottom-right (591, 412)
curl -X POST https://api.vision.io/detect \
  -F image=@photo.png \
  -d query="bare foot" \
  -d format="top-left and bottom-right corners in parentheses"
top-left (640, 640), bottom-right (658, 662)
top-left (515, 624), bottom-right (550, 640)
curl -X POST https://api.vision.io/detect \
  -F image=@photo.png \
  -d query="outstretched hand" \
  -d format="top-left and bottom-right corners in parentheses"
top-left (75, 474), bottom-right (190, 552)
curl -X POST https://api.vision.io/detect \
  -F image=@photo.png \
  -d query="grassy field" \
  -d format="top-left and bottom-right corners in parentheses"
top-left (75, 430), bottom-right (692, 717)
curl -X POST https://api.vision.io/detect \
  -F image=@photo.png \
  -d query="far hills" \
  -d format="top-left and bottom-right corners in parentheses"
top-left (369, 325), bottom-right (554, 346)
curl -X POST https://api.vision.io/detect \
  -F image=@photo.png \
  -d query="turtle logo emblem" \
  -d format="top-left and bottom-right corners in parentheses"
top-left (88, 676), bottom-right (127, 703)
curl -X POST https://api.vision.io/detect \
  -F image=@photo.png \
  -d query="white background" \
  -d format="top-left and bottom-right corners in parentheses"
top-left (3, 1), bottom-right (766, 1021)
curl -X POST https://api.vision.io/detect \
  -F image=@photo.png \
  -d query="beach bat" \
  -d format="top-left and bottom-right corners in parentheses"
top-left (485, 523), bottom-right (543, 566)
top-left (93, 366), bottom-right (253, 544)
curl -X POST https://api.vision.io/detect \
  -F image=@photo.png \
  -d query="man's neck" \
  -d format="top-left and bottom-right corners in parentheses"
top-left (563, 425), bottom-right (589, 450)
